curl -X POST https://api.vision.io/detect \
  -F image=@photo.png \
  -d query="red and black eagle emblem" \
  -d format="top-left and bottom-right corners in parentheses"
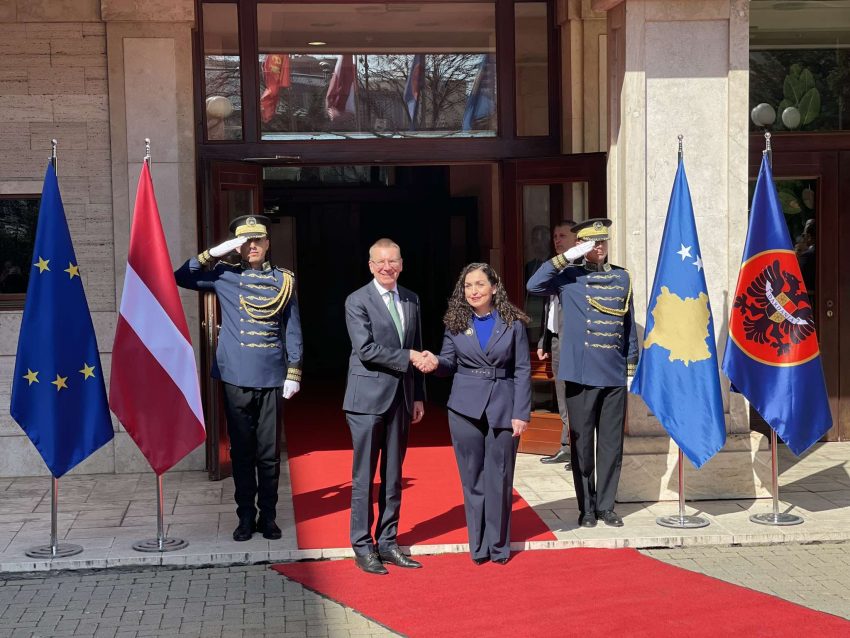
top-left (733, 258), bottom-right (814, 357)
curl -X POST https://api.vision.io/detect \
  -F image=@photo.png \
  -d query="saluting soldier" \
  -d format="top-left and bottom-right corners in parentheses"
top-left (175, 214), bottom-right (302, 542)
top-left (526, 218), bottom-right (638, 529)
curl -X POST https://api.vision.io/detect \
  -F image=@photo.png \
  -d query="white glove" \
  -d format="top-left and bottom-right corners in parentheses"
top-left (564, 241), bottom-right (595, 262)
top-left (282, 380), bottom-right (300, 399)
top-left (209, 237), bottom-right (247, 258)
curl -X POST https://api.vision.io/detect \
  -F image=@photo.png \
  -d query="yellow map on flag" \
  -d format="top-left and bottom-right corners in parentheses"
top-left (644, 287), bottom-right (711, 366)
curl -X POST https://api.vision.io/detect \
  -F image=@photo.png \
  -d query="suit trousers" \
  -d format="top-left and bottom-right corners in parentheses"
top-left (222, 383), bottom-right (282, 523)
top-left (346, 385), bottom-right (410, 556)
top-left (550, 335), bottom-right (570, 448)
top-left (564, 382), bottom-right (626, 515)
top-left (448, 410), bottom-right (519, 561)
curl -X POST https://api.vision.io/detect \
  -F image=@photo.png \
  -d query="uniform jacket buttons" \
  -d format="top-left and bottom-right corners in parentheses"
top-left (240, 330), bottom-right (244, 334)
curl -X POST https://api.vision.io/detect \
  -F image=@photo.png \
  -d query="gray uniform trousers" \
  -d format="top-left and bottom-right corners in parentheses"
top-left (448, 409), bottom-right (519, 562)
top-left (550, 335), bottom-right (570, 448)
top-left (564, 382), bottom-right (626, 515)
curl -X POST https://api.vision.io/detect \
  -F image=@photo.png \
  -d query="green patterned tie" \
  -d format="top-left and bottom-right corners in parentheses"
top-left (385, 291), bottom-right (404, 343)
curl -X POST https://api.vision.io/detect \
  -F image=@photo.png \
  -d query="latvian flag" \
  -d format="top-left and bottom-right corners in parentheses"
top-left (110, 162), bottom-right (206, 475)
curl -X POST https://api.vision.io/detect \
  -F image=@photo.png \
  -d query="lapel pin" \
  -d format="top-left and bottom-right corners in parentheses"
top-left (465, 328), bottom-right (473, 336)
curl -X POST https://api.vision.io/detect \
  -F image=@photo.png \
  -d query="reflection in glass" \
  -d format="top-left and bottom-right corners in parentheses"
top-left (750, 1), bottom-right (850, 132)
top-left (0, 197), bottom-right (40, 295)
top-left (256, 3), bottom-right (497, 140)
top-left (203, 3), bottom-right (243, 140)
top-left (515, 3), bottom-right (549, 136)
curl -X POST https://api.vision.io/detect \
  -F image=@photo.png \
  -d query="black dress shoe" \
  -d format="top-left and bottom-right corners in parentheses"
top-left (578, 513), bottom-right (597, 528)
top-left (355, 552), bottom-right (388, 575)
top-left (378, 547), bottom-right (422, 569)
top-left (257, 518), bottom-right (282, 540)
top-left (232, 518), bottom-right (255, 542)
top-left (597, 510), bottom-right (624, 527)
top-left (563, 461), bottom-right (571, 471)
top-left (472, 557), bottom-right (489, 565)
top-left (540, 449), bottom-right (570, 464)
top-left (493, 556), bottom-right (510, 565)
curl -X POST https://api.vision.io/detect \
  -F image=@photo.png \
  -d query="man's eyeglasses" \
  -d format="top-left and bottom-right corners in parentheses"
top-left (370, 259), bottom-right (402, 268)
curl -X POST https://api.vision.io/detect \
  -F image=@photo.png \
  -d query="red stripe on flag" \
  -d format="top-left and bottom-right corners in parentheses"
top-left (110, 316), bottom-right (205, 474)
top-left (126, 163), bottom-right (191, 342)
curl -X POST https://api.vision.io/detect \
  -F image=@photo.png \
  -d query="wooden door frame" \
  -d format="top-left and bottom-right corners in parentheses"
top-left (200, 161), bottom-right (263, 480)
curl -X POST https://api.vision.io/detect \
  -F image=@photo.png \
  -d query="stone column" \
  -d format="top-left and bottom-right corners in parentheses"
top-left (596, 0), bottom-right (769, 500)
top-left (103, 0), bottom-right (204, 471)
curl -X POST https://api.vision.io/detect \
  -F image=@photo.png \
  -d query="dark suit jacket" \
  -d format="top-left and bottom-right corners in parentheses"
top-left (343, 282), bottom-right (425, 415)
top-left (435, 313), bottom-right (531, 429)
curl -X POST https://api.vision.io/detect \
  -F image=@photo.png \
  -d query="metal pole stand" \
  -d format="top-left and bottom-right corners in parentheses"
top-left (750, 430), bottom-right (803, 526)
top-left (132, 474), bottom-right (189, 552)
top-left (26, 478), bottom-right (83, 559)
top-left (657, 449), bottom-right (710, 529)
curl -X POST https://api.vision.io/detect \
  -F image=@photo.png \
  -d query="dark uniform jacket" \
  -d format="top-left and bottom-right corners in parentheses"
top-left (527, 257), bottom-right (639, 387)
top-left (342, 282), bottom-right (425, 416)
top-left (435, 313), bottom-right (532, 428)
top-left (175, 257), bottom-right (302, 389)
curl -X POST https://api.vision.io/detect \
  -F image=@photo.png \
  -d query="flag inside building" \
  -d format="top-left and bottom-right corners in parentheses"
top-left (109, 162), bottom-right (206, 475)
top-left (403, 53), bottom-right (425, 128)
top-left (630, 159), bottom-right (726, 468)
top-left (10, 162), bottom-right (114, 478)
top-left (722, 154), bottom-right (832, 456)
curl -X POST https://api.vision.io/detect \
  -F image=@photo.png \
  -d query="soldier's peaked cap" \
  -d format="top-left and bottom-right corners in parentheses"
top-left (229, 214), bottom-right (271, 239)
top-left (573, 218), bottom-right (612, 242)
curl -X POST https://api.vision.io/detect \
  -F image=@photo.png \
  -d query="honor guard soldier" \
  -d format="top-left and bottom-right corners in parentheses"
top-left (526, 218), bottom-right (639, 529)
top-left (175, 214), bottom-right (302, 542)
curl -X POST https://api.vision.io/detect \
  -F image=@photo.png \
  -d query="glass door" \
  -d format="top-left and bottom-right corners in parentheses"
top-left (502, 153), bottom-right (607, 453)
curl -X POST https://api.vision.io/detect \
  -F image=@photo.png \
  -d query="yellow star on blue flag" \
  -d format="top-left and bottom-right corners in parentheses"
top-left (10, 162), bottom-right (113, 477)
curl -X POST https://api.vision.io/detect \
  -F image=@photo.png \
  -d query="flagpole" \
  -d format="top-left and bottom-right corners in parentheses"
top-left (748, 132), bottom-right (803, 527)
top-left (129, 138), bottom-right (191, 553)
top-left (25, 141), bottom-right (85, 560)
top-left (655, 136), bottom-right (709, 530)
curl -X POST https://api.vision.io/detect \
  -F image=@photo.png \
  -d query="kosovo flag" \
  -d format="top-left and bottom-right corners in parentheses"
top-left (10, 162), bottom-right (114, 477)
top-left (722, 155), bottom-right (831, 455)
top-left (630, 160), bottom-right (726, 468)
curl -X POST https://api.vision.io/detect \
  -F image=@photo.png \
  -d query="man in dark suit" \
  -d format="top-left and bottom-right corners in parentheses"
top-left (343, 238), bottom-right (430, 575)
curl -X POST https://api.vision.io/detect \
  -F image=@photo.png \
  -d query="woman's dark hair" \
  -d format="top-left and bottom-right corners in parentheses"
top-left (443, 262), bottom-right (530, 334)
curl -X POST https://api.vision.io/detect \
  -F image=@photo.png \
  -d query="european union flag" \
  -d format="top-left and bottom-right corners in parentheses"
top-left (10, 162), bottom-right (114, 477)
top-left (722, 155), bottom-right (831, 455)
top-left (462, 54), bottom-right (496, 131)
top-left (630, 160), bottom-right (726, 468)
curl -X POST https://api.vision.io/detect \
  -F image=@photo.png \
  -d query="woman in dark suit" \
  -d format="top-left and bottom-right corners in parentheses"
top-left (432, 263), bottom-right (531, 564)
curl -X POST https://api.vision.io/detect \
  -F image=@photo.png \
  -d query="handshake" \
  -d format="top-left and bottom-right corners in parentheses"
top-left (410, 350), bottom-right (438, 374)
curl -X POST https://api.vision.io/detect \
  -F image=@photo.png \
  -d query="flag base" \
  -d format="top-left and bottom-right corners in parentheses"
top-left (656, 515), bottom-right (710, 529)
top-left (25, 543), bottom-right (83, 559)
top-left (132, 537), bottom-right (189, 553)
top-left (748, 512), bottom-right (803, 526)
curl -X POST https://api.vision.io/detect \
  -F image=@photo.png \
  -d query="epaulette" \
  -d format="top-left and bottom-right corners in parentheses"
top-left (275, 266), bottom-right (295, 277)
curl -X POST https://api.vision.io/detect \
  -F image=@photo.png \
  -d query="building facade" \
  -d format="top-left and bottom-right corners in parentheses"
top-left (0, 1), bottom-right (847, 492)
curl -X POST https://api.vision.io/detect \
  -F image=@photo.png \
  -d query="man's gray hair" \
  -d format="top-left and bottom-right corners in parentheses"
top-left (369, 238), bottom-right (402, 260)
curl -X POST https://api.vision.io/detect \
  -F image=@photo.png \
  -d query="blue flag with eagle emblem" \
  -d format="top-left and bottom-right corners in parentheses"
top-left (630, 159), bottom-right (726, 468)
top-left (10, 162), bottom-right (114, 477)
top-left (723, 155), bottom-right (831, 456)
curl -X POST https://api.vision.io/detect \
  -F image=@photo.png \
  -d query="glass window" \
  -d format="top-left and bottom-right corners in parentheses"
top-left (0, 196), bottom-right (40, 306)
top-left (203, 3), bottom-right (243, 140)
top-left (256, 3), bottom-right (496, 140)
top-left (750, 0), bottom-right (850, 132)
top-left (515, 2), bottom-right (549, 136)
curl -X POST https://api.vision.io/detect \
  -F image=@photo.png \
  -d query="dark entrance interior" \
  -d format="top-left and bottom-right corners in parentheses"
top-left (263, 165), bottom-right (480, 386)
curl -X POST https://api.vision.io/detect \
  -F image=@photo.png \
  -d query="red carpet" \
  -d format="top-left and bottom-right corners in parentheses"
top-left (284, 387), bottom-right (554, 549)
top-left (273, 549), bottom-right (850, 637)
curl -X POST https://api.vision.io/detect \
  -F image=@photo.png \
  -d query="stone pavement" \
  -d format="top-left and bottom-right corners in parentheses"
top-left (0, 442), bottom-right (849, 572)
top-left (0, 543), bottom-right (848, 636)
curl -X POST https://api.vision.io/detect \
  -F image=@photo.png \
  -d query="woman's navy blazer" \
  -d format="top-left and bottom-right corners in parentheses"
top-left (435, 312), bottom-right (532, 428)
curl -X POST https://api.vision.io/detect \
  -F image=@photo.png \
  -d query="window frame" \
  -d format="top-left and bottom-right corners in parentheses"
top-left (0, 193), bottom-right (41, 311)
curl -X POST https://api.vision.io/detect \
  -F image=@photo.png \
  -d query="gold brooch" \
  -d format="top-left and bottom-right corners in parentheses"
top-left (465, 328), bottom-right (474, 336)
